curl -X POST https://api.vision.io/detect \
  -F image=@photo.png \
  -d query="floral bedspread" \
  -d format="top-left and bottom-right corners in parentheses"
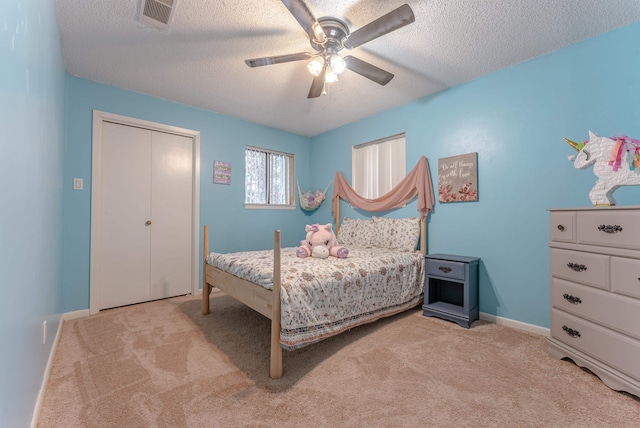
top-left (206, 247), bottom-right (424, 350)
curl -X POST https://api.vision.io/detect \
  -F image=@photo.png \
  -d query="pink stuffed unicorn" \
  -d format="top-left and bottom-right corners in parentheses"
top-left (296, 223), bottom-right (348, 259)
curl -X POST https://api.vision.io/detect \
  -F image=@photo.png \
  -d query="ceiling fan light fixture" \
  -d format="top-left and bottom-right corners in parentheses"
top-left (325, 68), bottom-right (339, 83)
top-left (329, 54), bottom-right (346, 75)
top-left (307, 57), bottom-right (324, 77)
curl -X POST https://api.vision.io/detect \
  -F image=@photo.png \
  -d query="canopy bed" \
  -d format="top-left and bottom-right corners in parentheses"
top-left (202, 156), bottom-right (434, 378)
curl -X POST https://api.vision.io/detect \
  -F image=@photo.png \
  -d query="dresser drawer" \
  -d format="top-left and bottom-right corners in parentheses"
top-left (611, 257), bottom-right (640, 299)
top-left (550, 211), bottom-right (575, 243)
top-left (425, 259), bottom-right (465, 281)
top-left (549, 248), bottom-right (609, 290)
top-left (551, 278), bottom-right (640, 340)
top-left (551, 309), bottom-right (640, 381)
top-left (577, 210), bottom-right (640, 250)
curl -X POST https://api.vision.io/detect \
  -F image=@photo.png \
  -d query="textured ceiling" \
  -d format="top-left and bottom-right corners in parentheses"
top-left (55, 0), bottom-right (640, 137)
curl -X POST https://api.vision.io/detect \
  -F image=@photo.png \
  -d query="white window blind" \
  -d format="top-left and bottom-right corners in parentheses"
top-left (352, 133), bottom-right (406, 198)
top-left (245, 146), bottom-right (294, 207)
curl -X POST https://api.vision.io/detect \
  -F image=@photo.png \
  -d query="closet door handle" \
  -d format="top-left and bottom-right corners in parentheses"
top-left (145, 220), bottom-right (152, 225)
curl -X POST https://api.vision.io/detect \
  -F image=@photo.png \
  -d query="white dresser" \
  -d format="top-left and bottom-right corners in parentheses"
top-left (548, 206), bottom-right (640, 397)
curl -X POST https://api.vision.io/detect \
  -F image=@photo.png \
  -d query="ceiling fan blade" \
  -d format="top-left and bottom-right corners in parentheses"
top-left (245, 52), bottom-right (312, 67)
top-left (281, 0), bottom-right (327, 43)
top-left (344, 56), bottom-right (394, 86)
top-left (308, 64), bottom-right (326, 98)
top-left (343, 4), bottom-right (415, 49)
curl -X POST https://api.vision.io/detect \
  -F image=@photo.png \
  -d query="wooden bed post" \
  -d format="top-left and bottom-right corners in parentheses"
top-left (202, 225), bottom-right (211, 315)
top-left (270, 230), bottom-right (283, 379)
top-left (420, 217), bottom-right (427, 255)
top-left (335, 196), bottom-right (340, 234)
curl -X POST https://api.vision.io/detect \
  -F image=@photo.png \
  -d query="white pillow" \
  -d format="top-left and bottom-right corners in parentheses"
top-left (371, 216), bottom-right (420, 252)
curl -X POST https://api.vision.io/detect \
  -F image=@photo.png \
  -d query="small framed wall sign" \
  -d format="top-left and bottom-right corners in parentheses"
top-left (438, 152), bottom-right (478, 203)
top-left (213, 160), bottom-right (231, 185)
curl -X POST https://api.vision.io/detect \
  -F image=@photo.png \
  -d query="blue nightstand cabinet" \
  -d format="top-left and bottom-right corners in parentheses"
top-left (422, 254), bottom-right (480, 328)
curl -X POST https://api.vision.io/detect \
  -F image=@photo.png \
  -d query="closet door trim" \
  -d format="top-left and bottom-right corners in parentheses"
top-left (90, 110), bottom-right (201, 315)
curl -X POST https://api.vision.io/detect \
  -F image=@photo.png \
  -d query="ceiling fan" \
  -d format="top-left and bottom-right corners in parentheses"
top-left (245, 1), bottom-right (415, 98)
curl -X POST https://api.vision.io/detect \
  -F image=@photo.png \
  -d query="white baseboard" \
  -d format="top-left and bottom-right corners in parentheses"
top-left (31, 315), bottom-right (64, 428)
top-left (62, 309), bottom-right (90, 321)
top-left (480, 312), bottom-right (550, 337)
top-left (31, 308), bottom-right (91, 427)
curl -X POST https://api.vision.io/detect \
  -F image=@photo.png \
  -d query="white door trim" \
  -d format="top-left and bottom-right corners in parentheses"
top-left (90, 110), bottom-right (201, 315)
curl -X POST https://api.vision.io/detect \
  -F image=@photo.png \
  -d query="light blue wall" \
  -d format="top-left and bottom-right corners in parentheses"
top-left (62, 77), bottom-right (312, 312)
top-left (308, 22), bottom-right (640, 328)
top-left (0, 0), bottom-right (66, 426)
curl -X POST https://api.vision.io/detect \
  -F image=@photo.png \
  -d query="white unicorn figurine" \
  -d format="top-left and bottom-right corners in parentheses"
top-left (566, 131), bottom-right (640, 206)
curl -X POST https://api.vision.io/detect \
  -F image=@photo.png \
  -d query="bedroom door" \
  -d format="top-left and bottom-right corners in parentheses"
top-left (97, 121), bottom-right (193, 310)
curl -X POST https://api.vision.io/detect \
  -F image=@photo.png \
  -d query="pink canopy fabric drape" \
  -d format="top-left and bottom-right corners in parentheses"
top-left (332, 155), bottom-right (435, 220)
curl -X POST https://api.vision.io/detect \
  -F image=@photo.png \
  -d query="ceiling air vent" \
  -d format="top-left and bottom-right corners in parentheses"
top-left (138, 0), bottom-right (177, 30)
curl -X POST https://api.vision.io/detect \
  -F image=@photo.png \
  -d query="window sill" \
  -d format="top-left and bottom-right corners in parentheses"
top-left (244, 204), bottom-right (297, 210)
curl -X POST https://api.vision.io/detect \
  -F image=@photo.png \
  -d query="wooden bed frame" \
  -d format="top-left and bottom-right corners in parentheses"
top-left (201, 198), bottom-right (427, 378)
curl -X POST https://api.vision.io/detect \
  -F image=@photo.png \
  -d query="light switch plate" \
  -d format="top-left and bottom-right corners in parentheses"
top-left (73, 178), bottom-right (83, 190)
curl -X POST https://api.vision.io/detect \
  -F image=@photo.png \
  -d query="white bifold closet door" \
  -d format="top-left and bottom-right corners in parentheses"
top-left (99, 122), bottom-right (193, 310)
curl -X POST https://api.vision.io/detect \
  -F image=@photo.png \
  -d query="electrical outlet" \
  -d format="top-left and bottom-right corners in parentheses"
top-left (42, 320), bottom-right (47, 345)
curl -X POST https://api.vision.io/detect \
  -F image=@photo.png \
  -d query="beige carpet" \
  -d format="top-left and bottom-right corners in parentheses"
top-left (37, 293), bottom-right (639, 427)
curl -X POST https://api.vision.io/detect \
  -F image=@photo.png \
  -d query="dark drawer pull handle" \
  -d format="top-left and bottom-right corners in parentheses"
top-left (562, 293), bottom-right (582, 304)
top-left (598, 224), bottom-right (622, 234)
top-left (562, 325), bottom-right (581, 338)
top-left (567, 262), bottom-right (587, 272)
top-left (438, 266), bottom-right (452, 273)
top-left (557, 224), bottom-right (566, 232)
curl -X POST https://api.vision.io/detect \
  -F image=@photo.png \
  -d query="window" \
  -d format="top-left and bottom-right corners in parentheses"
top-left (352, 133), bottom-right (406, 198)
top-left (245, 146), bottom-right (295, 208)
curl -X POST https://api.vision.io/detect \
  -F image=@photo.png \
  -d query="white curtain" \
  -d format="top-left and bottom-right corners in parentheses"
top-left (352, 135), bottom-right (406, 198)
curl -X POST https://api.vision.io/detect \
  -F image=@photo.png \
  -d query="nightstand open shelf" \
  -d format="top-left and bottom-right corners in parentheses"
top-left (422, 254), bottom-right (479, 328)
top-left (425, 300), bottom-right (465, 318)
